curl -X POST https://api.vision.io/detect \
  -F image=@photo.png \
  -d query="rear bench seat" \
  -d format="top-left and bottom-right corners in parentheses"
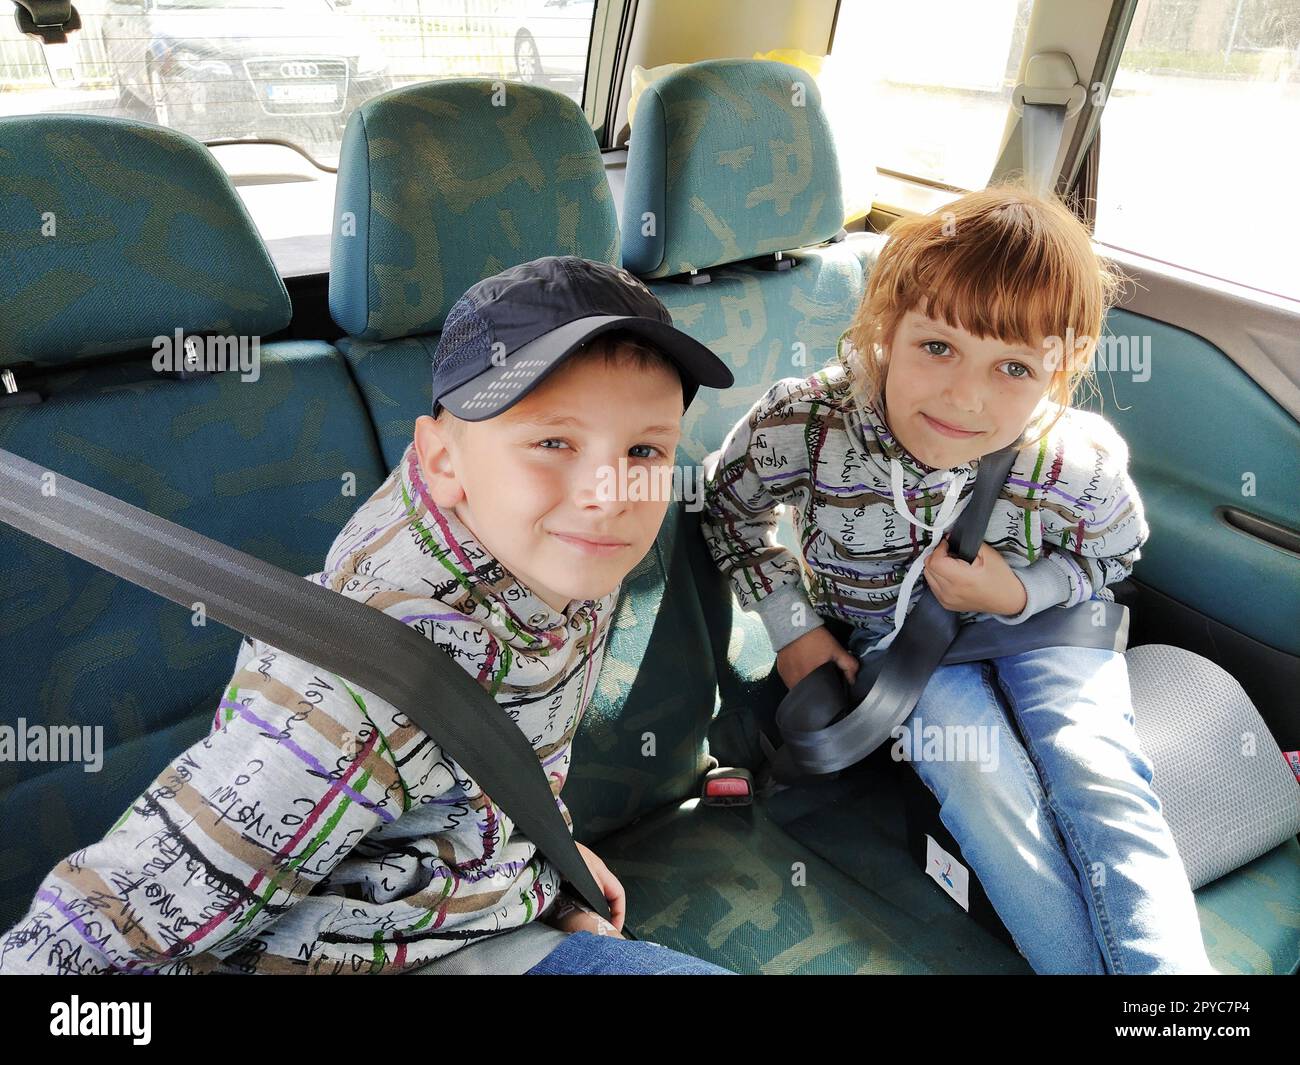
top-left (2, 77), bottom-right (1295, 974)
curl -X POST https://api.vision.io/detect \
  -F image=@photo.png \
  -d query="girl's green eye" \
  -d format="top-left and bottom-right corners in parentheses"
top-left (1002, 362), bottom-right (1033, 379)
top-left (922, 341), bottom-right (950, 356)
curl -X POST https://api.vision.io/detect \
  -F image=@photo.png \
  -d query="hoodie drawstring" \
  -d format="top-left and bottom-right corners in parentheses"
top-left (873, 458), bottom-right (970, 652)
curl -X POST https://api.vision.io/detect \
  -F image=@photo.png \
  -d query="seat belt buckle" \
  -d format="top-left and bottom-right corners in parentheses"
top-left (1284, 749), bottom-right (1300, 783)
top-left (701, 766), bottom-right (754, 806)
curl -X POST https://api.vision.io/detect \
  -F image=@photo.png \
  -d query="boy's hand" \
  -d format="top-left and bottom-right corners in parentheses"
top-left (541, 841), bottom-right (627, 937)
top-left (543, 896), bottom-right (623, 937)
top-left (575, 841), bottom-right (626, 932)
top-left (776, 627), bottom-right (860, 690)
top-left (924, 538), bottom-right (1027, 616)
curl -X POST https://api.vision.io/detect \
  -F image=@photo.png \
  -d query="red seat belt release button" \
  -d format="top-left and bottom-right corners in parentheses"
top-left (701, 767), bottom-right (754, 806)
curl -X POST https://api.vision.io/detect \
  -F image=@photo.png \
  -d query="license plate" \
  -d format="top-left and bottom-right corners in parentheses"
top-left (266, 83), bottom-right (338, 103)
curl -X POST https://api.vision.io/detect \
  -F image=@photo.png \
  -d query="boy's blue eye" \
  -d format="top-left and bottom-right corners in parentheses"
top-left (922, 341), bottom-right (950, 356)
top-left (532, 439), bottom-right (665, 458)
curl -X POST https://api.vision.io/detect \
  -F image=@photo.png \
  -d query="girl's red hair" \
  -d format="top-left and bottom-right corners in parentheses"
top-left (841, 182), bottom-right (1126, 445)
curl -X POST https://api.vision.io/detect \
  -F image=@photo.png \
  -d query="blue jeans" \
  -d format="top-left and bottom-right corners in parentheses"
top-left (524, 931), bottom-right (736, 975)
top-left (849, 628), bottom-right (1215, 974)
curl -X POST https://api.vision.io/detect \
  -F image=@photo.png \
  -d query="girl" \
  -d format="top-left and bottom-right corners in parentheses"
top-left (699, 184), bottom-right (1216, 974)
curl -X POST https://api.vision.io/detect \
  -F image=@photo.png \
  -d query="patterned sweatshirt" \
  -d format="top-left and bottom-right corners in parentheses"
top-left (700, 337), bottom-right (1149, 653)
top-left (0, 441), bottom-right (617, 974)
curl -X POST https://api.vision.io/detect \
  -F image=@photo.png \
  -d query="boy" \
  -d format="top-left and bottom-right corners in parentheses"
top-left (0, 256), bottom-right (734, 975)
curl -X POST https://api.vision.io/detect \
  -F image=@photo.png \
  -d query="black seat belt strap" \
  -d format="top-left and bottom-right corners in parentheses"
top-left (765, 445), bottom-right (1129, 780)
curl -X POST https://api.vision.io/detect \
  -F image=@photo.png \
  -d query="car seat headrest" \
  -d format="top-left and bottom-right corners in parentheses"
top-left (0, 114), bottom-right (291, 370)
top-left (329, 79), bottom-right (620, 341)
top-left (620, 59), bottom-right (845, 279)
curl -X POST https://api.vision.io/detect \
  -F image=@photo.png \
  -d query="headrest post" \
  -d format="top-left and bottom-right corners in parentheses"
top-left (0, 366), bottom-right (41, 407)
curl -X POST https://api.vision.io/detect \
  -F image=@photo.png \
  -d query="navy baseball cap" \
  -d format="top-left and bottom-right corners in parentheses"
top-left (431, 256), bottom-right (733, 420)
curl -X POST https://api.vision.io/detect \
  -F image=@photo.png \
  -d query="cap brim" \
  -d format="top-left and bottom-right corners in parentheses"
top-left (438, 315), bottom-right (734, 422)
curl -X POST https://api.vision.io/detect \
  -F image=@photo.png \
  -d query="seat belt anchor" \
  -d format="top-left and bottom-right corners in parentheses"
top-left (1010, 52), bottom-right (1088, 119)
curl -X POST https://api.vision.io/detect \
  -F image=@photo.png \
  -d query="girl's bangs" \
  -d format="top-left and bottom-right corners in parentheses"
top-left (890, 234), bottom-right (1097, 352)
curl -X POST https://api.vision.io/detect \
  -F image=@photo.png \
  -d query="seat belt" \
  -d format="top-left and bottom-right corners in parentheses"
top-left (0, 446), bottom-right (613, 923)
top-left (1021, 100), bottom-right (1067, 198)
top-left (1011, 52), bottom-right (1088, 197)
top-left (763, 445), bottom-right (1130, 781)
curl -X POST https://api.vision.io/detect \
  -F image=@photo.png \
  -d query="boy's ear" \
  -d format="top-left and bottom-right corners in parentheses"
top-left (413, 414), bottom-right (466, 509)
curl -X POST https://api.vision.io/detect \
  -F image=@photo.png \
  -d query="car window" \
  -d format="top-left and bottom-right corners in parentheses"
top-left (1095, 0), bottom-right (1300, 302)
top-left (0, 0), bottom-right (597, 170)
top-left (828, 0), bottom-right (1034, 191)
